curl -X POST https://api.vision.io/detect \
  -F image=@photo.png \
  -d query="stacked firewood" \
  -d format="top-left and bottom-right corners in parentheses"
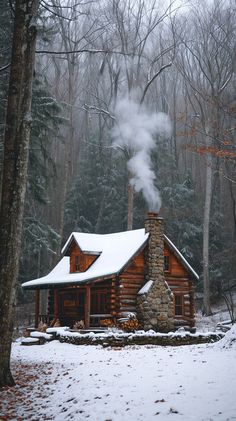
top-left (118, 316), bottom-right (140, 332)
top-left (37, 321), bottom-right (48, 332)
top-left (100, 318), bottom-right (115, 327)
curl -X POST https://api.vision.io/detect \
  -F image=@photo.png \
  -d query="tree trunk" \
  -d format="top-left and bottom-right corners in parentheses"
top-left (202, 128), bottom-right (213, 316)
top-left (127, 171), bottom-right (134, 230)
top-left (0, 0), bottom-right (39, 388)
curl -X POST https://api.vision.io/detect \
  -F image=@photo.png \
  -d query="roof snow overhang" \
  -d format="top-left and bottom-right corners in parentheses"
top-left (61, 233), bottom-right (101, 257)
top-left (21, 229), bottom-right (199, 290)
top-left (22, 229), bottom-right (149, 290)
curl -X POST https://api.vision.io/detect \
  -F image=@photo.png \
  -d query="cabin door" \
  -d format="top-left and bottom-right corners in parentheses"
top-left (59, 289), bottom-right (85, 327)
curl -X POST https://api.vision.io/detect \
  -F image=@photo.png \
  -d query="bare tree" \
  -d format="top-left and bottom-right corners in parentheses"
top-left (175, 0), bottom-right (235, 314)
top-left (84, 0), bottom-right (177, 229)
top-left (0, 0), bottom-right (39, 387)
top-left (220, 279), bottom-right (236, 324)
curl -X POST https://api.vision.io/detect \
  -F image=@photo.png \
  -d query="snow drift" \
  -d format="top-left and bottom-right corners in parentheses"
top-left (215, 324), bottom-right (236, 349)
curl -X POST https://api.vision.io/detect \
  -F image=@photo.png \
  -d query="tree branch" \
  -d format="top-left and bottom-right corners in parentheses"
top-left (140, 62), bottom-right (172, 104)
top-left (40, 0), bottom-right (93, 8)
top-left (35, 48), bottom-right (138, 57)
top-left (0, 63), bottom-right (11, 72)
top-left (40, 1), bottom-right (78, 21)
top-left (82, 104), bottom-right (116, 121)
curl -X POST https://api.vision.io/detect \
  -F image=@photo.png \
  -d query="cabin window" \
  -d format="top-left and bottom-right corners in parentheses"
top-left (175, 295), bottom-right (184, 316)
top-left (75, 255), bottom-right (80, 271)
top-left (91, 290), bottom-right (110, 314)
top-left (164, 255), bottom-right (170, 272)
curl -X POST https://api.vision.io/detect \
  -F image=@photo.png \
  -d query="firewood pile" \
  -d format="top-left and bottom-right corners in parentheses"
top-left (52, 318), bottom-right (61, 327)
top-left (100, 318), bottom-right (115, 327)
top-left (117, 314), bottom-right (141, 332)
top-left (73, 320), bottom-right (85, 329)
top-left (100, 315), bottom-right (140, 332)
top-left (37, 321), bottom-right (48, 332)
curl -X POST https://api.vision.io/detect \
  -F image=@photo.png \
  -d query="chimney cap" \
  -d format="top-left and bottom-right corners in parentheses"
top-left (146, 211), bottom-right (158, 219)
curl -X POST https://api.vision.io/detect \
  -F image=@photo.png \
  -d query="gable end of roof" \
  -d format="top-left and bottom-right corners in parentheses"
top-left (164, 235), bottom-right (199, 281)
top-left (62, 233), bottom-right (101, 256)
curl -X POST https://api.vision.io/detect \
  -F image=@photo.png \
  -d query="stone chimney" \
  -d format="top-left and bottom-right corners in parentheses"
top-left (137, 212), bottom-right (174, 332)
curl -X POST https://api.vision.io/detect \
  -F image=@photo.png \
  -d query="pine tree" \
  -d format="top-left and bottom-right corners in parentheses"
top-left (20, 73), bottom-right (64, 288)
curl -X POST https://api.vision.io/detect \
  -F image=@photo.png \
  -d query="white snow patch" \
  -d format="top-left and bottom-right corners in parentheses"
top-left (138, 280), bottom-right (153, 295)
top-left (53, 327), bottom-right (220, 341)
top-left (30, 331), bottom-right (53, 340)
top-left (9, 339), bottom-right (236, 420)
top-left (214, 324), bottom-right (236, 349)
top-left (46, 326), bottom-right (70, 333)
top-left (21, 337), bottom-right (39, 344)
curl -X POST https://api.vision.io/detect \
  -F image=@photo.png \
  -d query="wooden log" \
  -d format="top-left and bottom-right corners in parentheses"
top-left (119, 288), bottom-right (139, 294)
top-left (119, 306), bottom-right (137, 312)
top-left (167, 281), bottom-right (189, 287)
top-left (120, 299), bottom-right (136, 305)
top-left (120, 276), bottom-right (144, 281)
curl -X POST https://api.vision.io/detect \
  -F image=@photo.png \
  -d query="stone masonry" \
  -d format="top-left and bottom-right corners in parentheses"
top-left (137, 212), bottom-right (174, 332)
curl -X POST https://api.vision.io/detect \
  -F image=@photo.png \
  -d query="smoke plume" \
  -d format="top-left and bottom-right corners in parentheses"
top-left (112, 97), bottom-right (171, 211)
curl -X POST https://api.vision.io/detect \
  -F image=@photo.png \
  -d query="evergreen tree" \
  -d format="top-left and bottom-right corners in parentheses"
top-left (64, 136), bottom-right (128, 237)
top-left (162, 174), bottom-right (202, 275)
top-left (19, 73), bottom-right (64, 287)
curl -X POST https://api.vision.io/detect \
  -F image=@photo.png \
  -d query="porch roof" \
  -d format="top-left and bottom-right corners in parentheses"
top-left (22, 229), bottom-right (149, 290)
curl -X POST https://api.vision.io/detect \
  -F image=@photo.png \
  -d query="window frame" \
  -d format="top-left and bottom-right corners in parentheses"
top-left (164, 254), bottom-right (170, 272)
top-left (174, 294), bottom-right (184, 316)
top-left (75, 255), bottom-right (80, 272)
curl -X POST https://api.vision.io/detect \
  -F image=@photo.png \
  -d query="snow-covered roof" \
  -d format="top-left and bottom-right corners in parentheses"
top-left (22, 228), bottom-right (199, 290)
top-left (22, 229), bottom-right (149, 289)
top-left (62, 232), bottom-right (103, 255)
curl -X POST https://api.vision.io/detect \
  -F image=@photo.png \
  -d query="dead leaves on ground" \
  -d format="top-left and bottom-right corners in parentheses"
top-left (0, 362), bottom-right (54, 421)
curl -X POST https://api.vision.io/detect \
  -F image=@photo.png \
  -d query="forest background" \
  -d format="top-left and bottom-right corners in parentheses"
top-left (0, 0), bottom-right (235, 314)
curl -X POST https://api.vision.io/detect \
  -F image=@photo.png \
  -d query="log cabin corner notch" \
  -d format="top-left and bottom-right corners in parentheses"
top-left (22, 214), bottom-right (199, 332)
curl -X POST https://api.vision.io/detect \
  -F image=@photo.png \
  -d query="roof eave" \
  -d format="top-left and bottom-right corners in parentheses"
top-left (21, 272), bottom-right (117, 291)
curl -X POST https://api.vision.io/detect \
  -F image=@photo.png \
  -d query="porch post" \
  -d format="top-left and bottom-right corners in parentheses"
top-left (110, 277), bottom-right (117, 318)
top-left (35, 290), bottom-right (40, 328)
top-left (54, 288), bottom-right (59, 320)
top-left (189, 284), bottom-right (195, 328)
top-left (85, 285), bottom-right (91, 328)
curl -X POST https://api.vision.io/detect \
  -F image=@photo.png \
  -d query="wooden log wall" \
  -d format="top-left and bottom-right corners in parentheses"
top-left (164, 244), bottom-right (195, 328)
top-left (117, 250), bottom-right (146, 317)
top-left (44, 240), bottom-right (196, 329)
top-left (110, 277), bottom-right (118, 317)
top-left (69, 240), bottom-right (98, 273)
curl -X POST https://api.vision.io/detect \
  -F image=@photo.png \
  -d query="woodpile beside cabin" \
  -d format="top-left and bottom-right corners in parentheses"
top-left (22, 212), bottom-right (199, 332)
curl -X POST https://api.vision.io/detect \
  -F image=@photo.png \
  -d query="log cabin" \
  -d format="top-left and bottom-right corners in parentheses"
top-left (22, 212), bottom-right (199, 332)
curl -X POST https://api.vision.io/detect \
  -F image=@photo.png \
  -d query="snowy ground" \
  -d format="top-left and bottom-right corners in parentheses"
top-left (195, 304), bottom-right (233, 333)
top-left (0, 327), bottom-right (236, 421)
